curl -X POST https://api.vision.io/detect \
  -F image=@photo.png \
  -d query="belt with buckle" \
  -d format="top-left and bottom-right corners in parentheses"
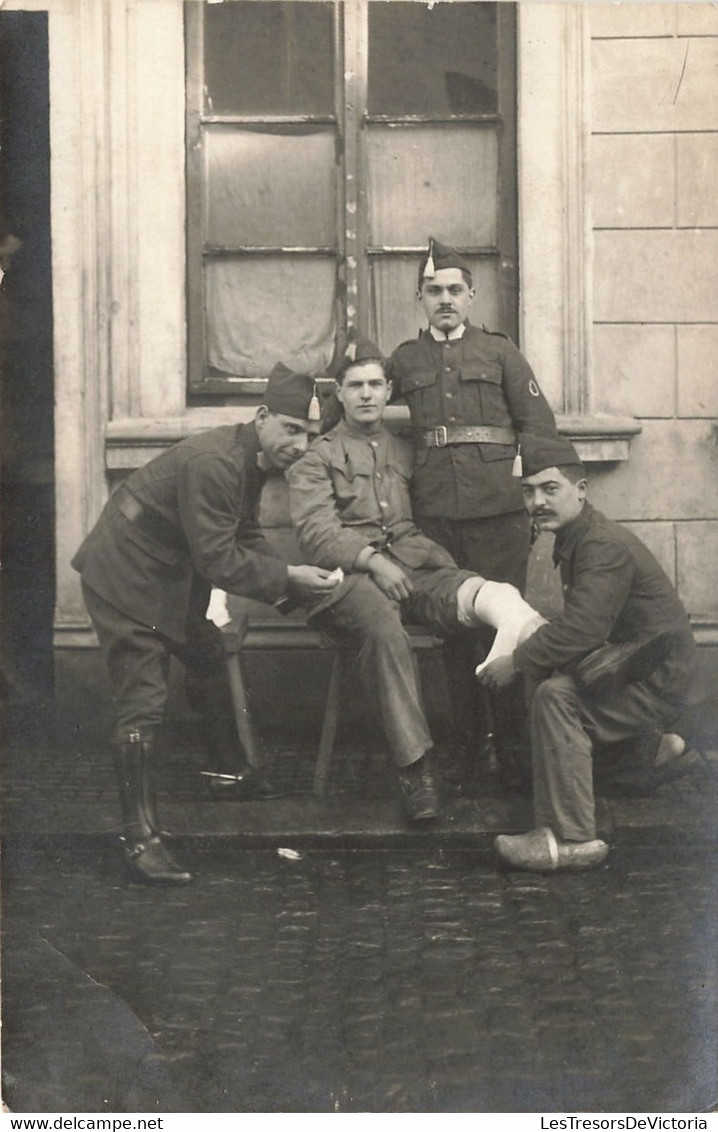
top-left (415, 425), bottom-right (517, 448)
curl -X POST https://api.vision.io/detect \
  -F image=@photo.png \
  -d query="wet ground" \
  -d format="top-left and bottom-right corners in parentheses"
top-left (2, 686), bottom-right (718, 1114)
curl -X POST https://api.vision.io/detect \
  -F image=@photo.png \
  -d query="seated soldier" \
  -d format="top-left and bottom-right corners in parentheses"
top-left (477, 433), bottom-right (697, 871)
top-left (287, 339), bottom-right (544, 824)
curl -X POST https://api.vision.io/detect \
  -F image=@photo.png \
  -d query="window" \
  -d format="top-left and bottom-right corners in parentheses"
top-left (186, 0), bottom-right (516, 393)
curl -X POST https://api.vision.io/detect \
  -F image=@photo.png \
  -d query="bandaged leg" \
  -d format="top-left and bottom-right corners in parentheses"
top-left (456, 579), bottom-right (546, 676)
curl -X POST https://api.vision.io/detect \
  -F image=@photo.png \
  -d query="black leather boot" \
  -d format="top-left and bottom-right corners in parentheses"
top-left (113, 732), bottom-right (192, 885)
top-left (188, 673), bottom-right (279, 800)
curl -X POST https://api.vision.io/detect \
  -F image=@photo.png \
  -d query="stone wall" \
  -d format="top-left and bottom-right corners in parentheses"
top-left (587, 2), bottom-right (718, 621)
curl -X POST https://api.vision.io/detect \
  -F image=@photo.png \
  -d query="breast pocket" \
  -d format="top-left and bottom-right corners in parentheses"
top-left (460, 359), bottom-right (510, 428)
top-left (403, 367), bottom-right (437, 393)
top-left (329, 452), bottom-right (373, 514)
top-left (399, 367), bottom-right (441, 424)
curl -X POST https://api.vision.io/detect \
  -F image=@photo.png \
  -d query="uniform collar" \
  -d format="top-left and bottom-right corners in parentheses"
top-left (337, 417), bottom-right (388, 443)
top-left (552, 502), bottom-right (594, 565)
top-left (239, 420), bottom-right (268, 471)
top-left (428, 322), bottom-right (467, 342)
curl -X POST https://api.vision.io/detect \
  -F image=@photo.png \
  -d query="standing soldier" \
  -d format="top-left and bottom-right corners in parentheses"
top-left (72, 367), bottom-right (339, 885)
top-left (388, 237), bottom-right (557, 787)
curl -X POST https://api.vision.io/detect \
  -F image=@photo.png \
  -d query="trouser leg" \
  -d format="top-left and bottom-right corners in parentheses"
top-left (415, 512), bottom-right (534, 778)
top-left (313, 577), bottom-right (433, 768)
top-left (530, 675), bottom-right (596, 841)
top-left (530, 672), bottom-right (681, 842)
top-left (81, 584), bottom-right (191, 884)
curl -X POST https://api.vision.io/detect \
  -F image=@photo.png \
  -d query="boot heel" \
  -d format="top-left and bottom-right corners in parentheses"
top-left (120, 834), bottom-right (192, 886)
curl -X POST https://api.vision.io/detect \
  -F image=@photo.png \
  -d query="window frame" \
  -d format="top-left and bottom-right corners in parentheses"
top-left (185, 0), bottom-right (517, 396)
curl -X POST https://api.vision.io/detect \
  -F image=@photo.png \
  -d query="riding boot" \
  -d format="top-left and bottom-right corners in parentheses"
top-left (112, 731), bottom-right (192, 885)
top-left (187, 672), bottom-right (278, 799)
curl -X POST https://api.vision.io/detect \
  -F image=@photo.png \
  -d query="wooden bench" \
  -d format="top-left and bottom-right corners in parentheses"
top-left (222, 613), bottom-right (444, 797)
top-left (218, 475), bottom-right (445, 796)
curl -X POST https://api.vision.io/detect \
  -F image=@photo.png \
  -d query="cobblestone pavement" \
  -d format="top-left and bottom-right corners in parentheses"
top-left (2, 694), bottom-right (718, 1113)
top-left (3, 834), bottom-right (718, 1113)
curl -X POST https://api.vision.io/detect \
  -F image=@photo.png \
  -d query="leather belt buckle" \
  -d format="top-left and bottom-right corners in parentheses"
top-left (434, 425), bottom-right (448, 448)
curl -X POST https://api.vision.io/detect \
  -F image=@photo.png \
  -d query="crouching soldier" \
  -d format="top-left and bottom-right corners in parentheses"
top-left (477, 433), bottom-right (697, 871)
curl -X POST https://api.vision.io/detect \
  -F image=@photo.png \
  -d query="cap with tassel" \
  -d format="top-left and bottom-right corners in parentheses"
top-left (265, 362), bottom-right (318, 421)
top-left (418, 236), bottom-right (472, 288)
top-left (334, 337), bottom-right (385, 379)
top-left (514, 432), bottom-right (585, 478)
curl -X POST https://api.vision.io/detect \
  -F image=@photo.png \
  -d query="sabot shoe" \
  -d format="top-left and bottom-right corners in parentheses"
top-left (495, 826), bottom-right (609, 872)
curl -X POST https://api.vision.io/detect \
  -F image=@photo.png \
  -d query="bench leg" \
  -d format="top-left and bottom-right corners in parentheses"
top-left (225, 653), bottom-right (262, 770)
top-left (313, 652), bottom-right (343, 798)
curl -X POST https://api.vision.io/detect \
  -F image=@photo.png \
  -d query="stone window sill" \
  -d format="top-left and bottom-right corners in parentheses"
top-left (556, 414), bottom-right (642, 464)
top-left (105, 411), bottom-right (642, 470)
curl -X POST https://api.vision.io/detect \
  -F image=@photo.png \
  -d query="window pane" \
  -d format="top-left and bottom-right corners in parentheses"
top-left (370, 256), bottom-right (498, 356)
top-left (205, 256), bottom-right (336, 378)
top-left (203, 1), bottom-right (335, 116)
top-left (367, 125), bottom-right (497, 247)
top-left (368, 2), bottom-right (497, 116)
top-left (205, 127), bottom-right (337, 247)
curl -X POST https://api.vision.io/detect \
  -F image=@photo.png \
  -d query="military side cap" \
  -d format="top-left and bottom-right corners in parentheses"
top-left (418, 236), bottom-right (472, 286)
top-left (514, 432), bottom-right (585, 478)
top-left (334, 337), bottom-right (386, 378)
top-left (265, 362), bottom-right (321, 421)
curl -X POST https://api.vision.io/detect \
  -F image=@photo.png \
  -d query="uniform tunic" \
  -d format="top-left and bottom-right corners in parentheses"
top-left (388, 320), bottom-right (557, 762)
top-left (388, 321), bottom-right (556, 524)
top-left (513, 503), bottom-right (696, 840)
top-left (72, 422), bottom-right (289, 737)
top-left (287, 419), bottom-right (477, 766)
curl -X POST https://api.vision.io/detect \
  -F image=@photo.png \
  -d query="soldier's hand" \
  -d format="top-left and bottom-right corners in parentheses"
top-left (286, 564), bottom-right (342, 597)
top-left (476, 654), bottom-right (517, 690)
top-left (368, 554), bottom-right (413, 602)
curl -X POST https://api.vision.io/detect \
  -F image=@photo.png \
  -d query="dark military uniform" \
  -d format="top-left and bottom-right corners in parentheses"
top-left (73, 422), bottom-right (288, 738)
top-left (388, 320), bottom-right (556, 581)
top-left (73, 365), bottom-right (320, 885)
top-left (388, 319), bottom-right (557, 773)
top-left (514, 503), bottom-right (697, 841)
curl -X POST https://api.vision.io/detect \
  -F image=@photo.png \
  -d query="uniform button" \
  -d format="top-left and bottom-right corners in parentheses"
top-left (379, 501), bottom-right (387, 508)
top-left (375, 473), bottom-right (381, 480)
top-left (370, 440), bottom-right (378, 448)
top-left (445, 391), bottom-right (453, 398)
top-left (445, 366), bottom-right (452, 372)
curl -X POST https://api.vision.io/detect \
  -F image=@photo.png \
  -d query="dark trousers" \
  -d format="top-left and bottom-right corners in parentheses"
top-left (415, 512), bottom-right (532, 762)
top-left (82, 579), bottom-right (225, 743)
top-left (311, 564), bottom-right (475, 768)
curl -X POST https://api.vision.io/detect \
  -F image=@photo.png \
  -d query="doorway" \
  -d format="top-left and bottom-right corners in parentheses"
top-left (0, 11), bottom-right (55, 711)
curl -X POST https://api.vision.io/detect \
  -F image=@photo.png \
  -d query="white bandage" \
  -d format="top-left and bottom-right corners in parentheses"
top-left (469, 580), bottom-right (546, 676)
